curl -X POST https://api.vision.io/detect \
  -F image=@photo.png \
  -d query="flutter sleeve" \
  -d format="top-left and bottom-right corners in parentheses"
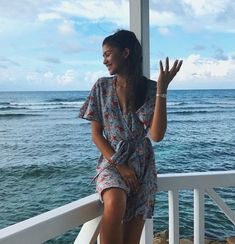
top-left (136, 80), bottom-right (157, 130)
top-left (78, 79), bottom-right (103, 124)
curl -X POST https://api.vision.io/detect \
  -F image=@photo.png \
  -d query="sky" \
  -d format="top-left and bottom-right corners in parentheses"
top-left (0, 0), bottom-right (235, 91)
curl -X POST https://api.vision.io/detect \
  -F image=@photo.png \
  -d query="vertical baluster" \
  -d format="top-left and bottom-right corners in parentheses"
top-left (140, 218), bottom-right (153, 244)
top-left (168, 189), bottom-right (179, 244)
top-left (194, 188), bottom-right (204, 244)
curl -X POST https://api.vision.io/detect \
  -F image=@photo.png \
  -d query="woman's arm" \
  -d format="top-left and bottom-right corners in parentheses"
top-left (91, 120), bottom-right (115, 160)
top-left (148, 94), bottom-right (167, 142)
top-left (148, 57), bottom-right (183, 142)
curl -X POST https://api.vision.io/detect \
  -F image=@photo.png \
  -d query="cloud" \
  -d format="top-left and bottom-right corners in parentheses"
top-left (56, 69), bottom-right (77, 85)
top-left (40, 57), bottom-right (61, 64)
top-left (0, 0), bottom-right (55, 20)
top-left (38, 12), bottom-right (62, 21)
top-left (2, 0), bottom-right (235, 35)
top-left (53, 0), bottom-right (129, 26)
top-left (60, 42), bottom-right (81, 54)
top-left (0, 57), bottom-right (20, 66)
top-left (80, 70), bottom-right (108, 90)
top-left (150, 10), bottom-right (180, 27)
top-left (158, 27), bottom-right (171, 36)
top-left (26, 70), bottom-right (41, 82)
top-left (0, 64), bottom-right (7, 69)
top-left (0, 68), bottom-right (17, 82)
top-left (179, 54), bottom-right (231, 79)
top-left (150, 0), bottom-right (235, 33)
top-left (58, 20), bottom-right (76, 35)
top-left (192, 44), bottom-right (206, 51)
top-left (214, 48), bottom-right (229, 61)
top-left (26, 69), bottom-right (78, 87)
top-left (182, 0), bottom-right (229, 16)
top-left (151, 54), bottom-right (235, 89)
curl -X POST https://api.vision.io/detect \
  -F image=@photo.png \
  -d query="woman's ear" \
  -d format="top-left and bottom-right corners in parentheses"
top-left (122, 48), bottom-right (130, 59)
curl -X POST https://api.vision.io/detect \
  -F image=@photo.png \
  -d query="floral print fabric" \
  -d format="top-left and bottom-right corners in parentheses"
top-left (79, 76), bottom-right (158, 222)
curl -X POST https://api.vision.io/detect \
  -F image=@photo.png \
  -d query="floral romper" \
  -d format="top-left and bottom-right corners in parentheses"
top-left (79, 76), bottom-right (158, 222)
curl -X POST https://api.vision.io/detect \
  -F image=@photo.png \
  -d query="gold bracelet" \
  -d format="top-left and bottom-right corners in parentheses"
top-left (156, 93), bottom-right (167, 98)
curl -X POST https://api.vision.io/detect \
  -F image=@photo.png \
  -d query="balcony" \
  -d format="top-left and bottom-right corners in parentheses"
top-left (0, 170), bottom-right (234, 244)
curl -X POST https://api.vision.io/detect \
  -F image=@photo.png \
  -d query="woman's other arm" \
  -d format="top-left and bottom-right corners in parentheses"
top-left (91, 120), bottom-right (115, 160)
top-left (91, 120), bottom-right (140, 190)
top-left (148, 57), bottom-right (183, 142)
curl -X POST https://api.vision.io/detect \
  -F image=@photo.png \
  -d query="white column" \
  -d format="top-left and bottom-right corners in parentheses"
top-left (168, 190), bottom-right (179, 244)
top-left (194, 188), bottom-right (204, 244)
top-left (129, 0), bottom-right (150, 78)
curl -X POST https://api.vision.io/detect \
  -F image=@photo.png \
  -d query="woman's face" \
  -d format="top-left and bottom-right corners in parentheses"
top-left (102, 44), bottom-right (128, 75)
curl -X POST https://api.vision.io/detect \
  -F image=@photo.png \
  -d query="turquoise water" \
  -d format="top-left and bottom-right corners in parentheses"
top-left (0, 89), bottom-right (234, 243)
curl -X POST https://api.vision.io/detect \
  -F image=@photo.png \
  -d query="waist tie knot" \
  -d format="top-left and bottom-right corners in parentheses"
top-left (90, 136), bottom-right (149, 183)
top-left (111, 136), bottom-right (149, 165)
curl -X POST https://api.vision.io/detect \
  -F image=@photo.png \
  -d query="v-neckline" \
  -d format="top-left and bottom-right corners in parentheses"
top-left (112, 76), bottom-right (146, 116)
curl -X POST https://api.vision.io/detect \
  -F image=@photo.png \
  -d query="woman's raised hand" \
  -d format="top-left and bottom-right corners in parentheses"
top-left (157, 57), bottom-right (183, 93)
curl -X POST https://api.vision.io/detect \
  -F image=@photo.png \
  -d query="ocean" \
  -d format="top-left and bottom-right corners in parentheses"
top-left (0, 89), bottom-right (234, 243)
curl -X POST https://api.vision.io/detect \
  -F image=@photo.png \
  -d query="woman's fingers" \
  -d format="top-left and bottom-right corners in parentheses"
top-left (161, 58), bottom-right (183, 73)
top-left (117, 165), bottom-right (140, 191)
top-left (172, 59), bottom-right (179, 71)
top-left (131, 173), bottom-right (139, 191)
top-left (165, 57), bottom-right (169, 72)
top-left (160, 58), bottom-right (183, 79)
top-left (124, 172), bottom-right (139, 191)
top-left (160, 60), bottom-right (163, 72)
top-left (176, 60), bottom-right (183, 72)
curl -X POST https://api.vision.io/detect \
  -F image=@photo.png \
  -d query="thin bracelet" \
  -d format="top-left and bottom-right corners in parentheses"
top-left (156, 93), bottom-right (167, 98)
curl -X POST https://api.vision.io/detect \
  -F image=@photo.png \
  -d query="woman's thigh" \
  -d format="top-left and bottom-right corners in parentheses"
top-left (102, 187), bottom-right (127, 218)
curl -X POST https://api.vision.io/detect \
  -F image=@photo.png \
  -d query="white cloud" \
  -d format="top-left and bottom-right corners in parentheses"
top-left (58, 20), bottom-right (76, 35)
top-left (26, 71), bottom-right (41, 83)
top-left (53, 0), bottom-right (129, 26)
top-left (182, 0), bottom-right (228, 16)
top-left (38, 12), bottom-right (62, 21)
top-left (179, 54), bottom-right (231, 80)
top-left (40, 57), bottom-right (61, 64)
top-left (26, 69), bottom-right (78, 87)
top-left (158, 27), bottom-right (171, 36)
top-left (0, 68), bottom-right (16, 82)
top-left (0, 57), bottom-right (20, 67)
top-left (81, 70), bottom-right (108, 90)
top-left (56, 69), bottom-right (77, 85)
top-left (151, 54), bottom-right (235, 89)
top-left (150, 10), bottom-right (180, 27)
top-left (150, 0), bottom-right (235, 33)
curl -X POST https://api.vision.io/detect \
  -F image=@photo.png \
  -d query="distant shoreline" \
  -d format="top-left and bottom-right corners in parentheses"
top-left (1, 88), bottom-right (235, 93)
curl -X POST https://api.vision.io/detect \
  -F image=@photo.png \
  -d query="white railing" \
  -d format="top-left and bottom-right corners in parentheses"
top-left (0, 170), bottom-right (234, 244)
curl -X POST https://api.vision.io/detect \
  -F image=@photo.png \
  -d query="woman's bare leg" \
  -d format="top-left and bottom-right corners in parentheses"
top-left (123, 215), bottom-right (145, 244)
top-left (99, 188), bottom-right (127, 244)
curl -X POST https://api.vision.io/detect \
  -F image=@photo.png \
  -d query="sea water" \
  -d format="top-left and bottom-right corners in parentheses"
top-left (0, 89), bottom-right (234, 243)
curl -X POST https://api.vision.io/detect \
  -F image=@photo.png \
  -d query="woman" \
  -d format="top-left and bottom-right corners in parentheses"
top-left (79, 30), bottom-right (182, 244)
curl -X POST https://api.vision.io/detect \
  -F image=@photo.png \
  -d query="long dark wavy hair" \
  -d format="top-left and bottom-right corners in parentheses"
top-left (102, 29), bottom-right (148, 111)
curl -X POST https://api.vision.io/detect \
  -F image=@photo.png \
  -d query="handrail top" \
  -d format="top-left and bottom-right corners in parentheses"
top-left (158, 170), bottom-right (235, 178)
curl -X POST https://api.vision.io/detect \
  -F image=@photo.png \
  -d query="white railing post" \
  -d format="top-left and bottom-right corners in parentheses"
top-left (140, 218), bottom-right (153, 244)
top-left (74, 216), bottom-right (101, 244)
top-left (194, 188), bottom-right (205, 244)
top-left (168, 189), bottom-right (179, 244)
